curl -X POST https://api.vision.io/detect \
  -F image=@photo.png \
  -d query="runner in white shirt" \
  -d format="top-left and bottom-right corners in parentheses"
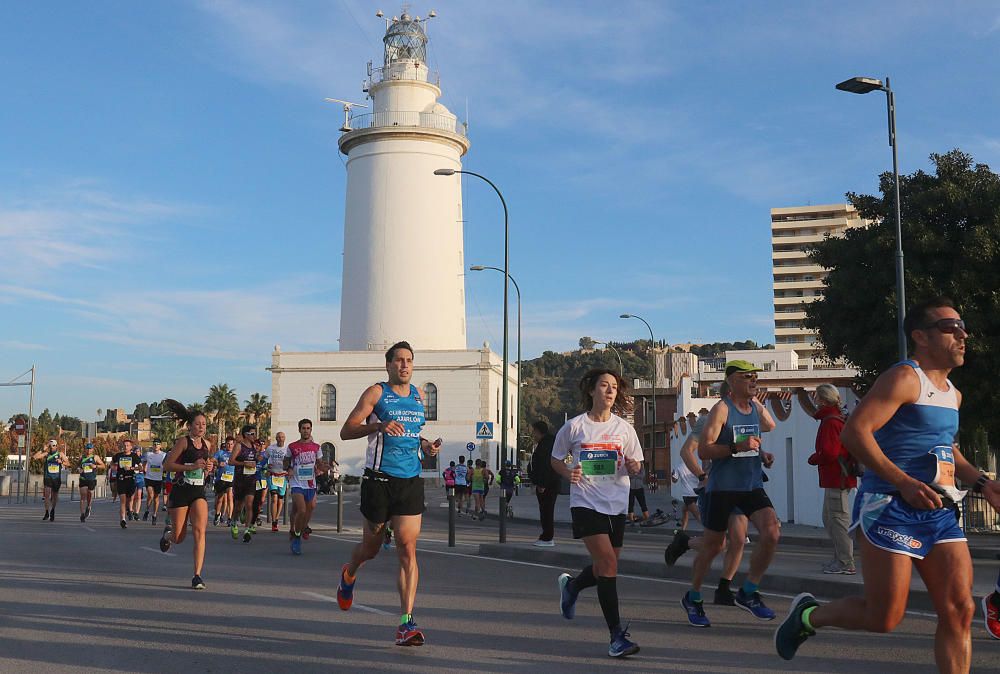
top-left (453, 456), bottom-right (470, 515)
top-left (671, 461), bottom-right (701, 530)
top-left (264, 432), bottom-right (289, 532)
top-left (553, 368), bottom-right (643, 658)
top-left (143, 441), bottom-right (167, 525)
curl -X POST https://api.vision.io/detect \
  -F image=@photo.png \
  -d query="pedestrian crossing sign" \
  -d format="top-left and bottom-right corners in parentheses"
top-left (476, 422), bottom-right (494, 439)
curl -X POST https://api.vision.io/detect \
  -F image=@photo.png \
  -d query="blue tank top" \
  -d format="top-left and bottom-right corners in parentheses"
top-left (214, 450), bottom-right (230, 478)
top-left (366, 382), bottom-right (425, 478)
top-left (80, 455), bottom-right (98, 477)
top-left (864, 360), bottom-right (959, 494)
top-left (44, 452), bottom-right (62, 478)
top-left (707, 397), bottom-right (763, 492)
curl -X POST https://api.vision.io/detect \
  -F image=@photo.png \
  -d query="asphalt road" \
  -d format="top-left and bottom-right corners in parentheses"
top-left (1, 493), bottom-right (998, 673)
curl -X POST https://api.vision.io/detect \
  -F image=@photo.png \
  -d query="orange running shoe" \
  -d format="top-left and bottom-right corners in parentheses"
top-left (336, 564), bottom-right (355, 611)
top-left (395, 619), bottom-right (425, 646)
top-left (983, 592), bottom-right (1000, 640)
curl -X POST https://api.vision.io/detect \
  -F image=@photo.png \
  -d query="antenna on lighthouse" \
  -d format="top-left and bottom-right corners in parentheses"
top-left (325, 98), bottom-right (369, 132)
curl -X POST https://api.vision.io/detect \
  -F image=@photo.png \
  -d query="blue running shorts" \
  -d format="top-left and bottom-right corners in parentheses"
top-left (851, 491), bottom-right (966, 559)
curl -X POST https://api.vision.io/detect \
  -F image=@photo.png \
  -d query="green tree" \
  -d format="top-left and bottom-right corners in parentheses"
top-left (805, 149), bottom-right (1000, 450)
top-left (133, 402), bottom-right (150, 422)
top-left (243, 393), bottom-right (271, 432)
top-left (578, 336), bottom-right (596, 350)
top-left (205, 384), bottom-right (240, 441)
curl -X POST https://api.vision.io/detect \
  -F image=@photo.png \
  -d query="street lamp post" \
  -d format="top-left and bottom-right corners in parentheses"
top-left (435, 168), bottom-right (511, 543)
top-left (593, 340), bottom-right (624, 377)
top-left (620, 314), bottom-right (657, 477)
top-left (836, 75), bottom-right (907, 361)
top-left (470, 265), bottom-right (522, 468)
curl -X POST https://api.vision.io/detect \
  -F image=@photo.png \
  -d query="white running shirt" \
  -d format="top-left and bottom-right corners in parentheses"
top-left (145, 451), bottom-right (166, 481)
top-left (551, 412), bottom-right (643, 515)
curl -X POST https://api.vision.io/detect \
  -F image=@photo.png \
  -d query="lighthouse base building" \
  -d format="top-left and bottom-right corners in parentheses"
top-left (268, 11), bottom-right (517, 478)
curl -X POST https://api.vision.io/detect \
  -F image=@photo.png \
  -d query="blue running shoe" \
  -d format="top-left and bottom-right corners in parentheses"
top-left (736, 589), bottom-right (776, 621)
top-left (775, 592), bottom-right (818, 660)
top-left (608, 622), bottom-right (640, 658)
top-left (290, 535), bottom-right (302, 556)
top-left (681, 592), bottom-right (710, 627)
top-left (558, 573), bottom-right (578, 620)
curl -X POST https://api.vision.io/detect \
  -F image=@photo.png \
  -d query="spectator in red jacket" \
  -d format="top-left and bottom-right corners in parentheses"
top-left (806, 384), bottom-right (857, 575)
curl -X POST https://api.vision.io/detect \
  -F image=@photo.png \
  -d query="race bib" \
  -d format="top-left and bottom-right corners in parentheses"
top-left (119, 457), bottom-right (133, 470)
top-left (579, 449), bottom-right (618, 480)
top-left (149, 465), bottom-right (163, 479)
top-left (256, 479), bottom-right (267, 491)
top-left (930, 446), bottom-right (967, 502)
top-left (271, 475), bottom-right (285, 488)
top-left (82, 465), bottom-right (94, 474)
top-left (221, 466), bottom-right (235, 482)
top-left (184, 469), bottom-right (204, 486)
top-left (296, 464), bottom-right (315, 482)
top-left (47, 464), bottom-right (60, 475)
top-left (731, 424), bottom-right (761, 458)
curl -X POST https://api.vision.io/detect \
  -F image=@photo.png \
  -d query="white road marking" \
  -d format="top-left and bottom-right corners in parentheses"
top-left (140, 546), bottom-right (176, 557)
top-left (300, 590), bottom-right (393, 615)
top-left (84, 526), bottom-right (97, 533)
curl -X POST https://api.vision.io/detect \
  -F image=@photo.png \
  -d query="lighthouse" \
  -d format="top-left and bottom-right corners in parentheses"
top-left (338, 11), bottom-right (470, 351)
top-left (269, 9), bottom-right (518, 478)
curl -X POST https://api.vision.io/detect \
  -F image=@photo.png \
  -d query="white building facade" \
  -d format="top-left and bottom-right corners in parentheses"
top-left (269, 11), bottom-right (517, 477)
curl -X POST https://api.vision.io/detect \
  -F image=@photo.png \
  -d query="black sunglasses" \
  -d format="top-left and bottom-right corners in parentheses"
top-left (922, 318), bottom-right (967, 334)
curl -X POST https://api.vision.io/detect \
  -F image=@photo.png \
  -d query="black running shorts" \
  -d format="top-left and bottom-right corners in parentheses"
top-left (117, 479), bottom-right (137, 497)
top-left (146, 480), bottom-right (162, 495)
top-left (214, 479), bottom-right (231, 495)
top-left (168, 482), bottom-right (206, 509)
top-left (571, 507), bottom-right (626, 547)
top-left (233, 478), bottom-right (256, 501)
top-left (360, 468), bottom-right (424, 524)
top-left (703, 489), bottom-right (773, 532)
top-left (43, 477), bottom-right (62, 493)
top-left (79, 478), bottom-right (98, 491)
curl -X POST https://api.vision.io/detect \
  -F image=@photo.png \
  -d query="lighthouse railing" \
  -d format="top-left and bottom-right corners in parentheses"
top-left (346, 111), bottom-right (466, 136)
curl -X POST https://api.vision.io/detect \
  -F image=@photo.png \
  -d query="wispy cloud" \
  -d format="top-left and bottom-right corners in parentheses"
top-left (0, 340), bottom-right (52, 351)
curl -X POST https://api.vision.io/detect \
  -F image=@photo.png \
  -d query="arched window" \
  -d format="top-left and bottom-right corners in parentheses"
top-left (320, 384), bottom-right (337, 421)
top-left (320, 442), bottom-right (336, 463)
top-left (423, 382), bottom-right (438, 421)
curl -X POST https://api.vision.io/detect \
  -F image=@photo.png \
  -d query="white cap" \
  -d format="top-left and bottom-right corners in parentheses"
top-left (48, 439), bottom-right (57, 446)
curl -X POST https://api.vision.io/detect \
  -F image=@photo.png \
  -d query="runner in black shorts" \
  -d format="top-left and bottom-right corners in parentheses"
top-left (336, 341), bottom-right (441, 646)
top-left (77, 443), bottom-right (105, 522)
top-left (230, 425), bottom-right (260, 544)
top-left (553, 368), bottom-right (644, 658)
top-left (34, 440), bottom-right (68, 522)
top-left (112, 439), bottom-right (140, 528)
top-left (159, 399), bottom-right (214, 590)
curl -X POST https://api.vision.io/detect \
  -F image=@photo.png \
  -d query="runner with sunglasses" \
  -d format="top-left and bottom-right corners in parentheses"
top-left (776, 298), bottom-right (1000, 673)
top-left (680, 360), bottom-right (779, 628)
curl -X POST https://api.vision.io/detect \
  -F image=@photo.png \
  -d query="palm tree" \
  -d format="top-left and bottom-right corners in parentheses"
top-left (205, 384), bottom-right (240, 442)
top-left (243, 393), bottom-right (271, 432)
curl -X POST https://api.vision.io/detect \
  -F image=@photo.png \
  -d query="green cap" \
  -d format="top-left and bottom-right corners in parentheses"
top-left (724, 359), bottom-right (762, 377)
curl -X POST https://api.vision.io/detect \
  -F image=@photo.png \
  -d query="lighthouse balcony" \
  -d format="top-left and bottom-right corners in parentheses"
top-left (345, 111), bottom-right (467, 136)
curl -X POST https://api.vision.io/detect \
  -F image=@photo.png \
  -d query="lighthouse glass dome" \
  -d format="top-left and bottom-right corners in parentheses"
top-left (383, 13), bottom-right (428, 65)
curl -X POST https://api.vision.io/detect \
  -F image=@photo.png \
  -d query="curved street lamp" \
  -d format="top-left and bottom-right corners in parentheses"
top-left (620, 313), bottom-right (658, 477)
top-left (592, 340), bottom-right (624, 377)
top-left (435, 168), bottom-right (511, 543)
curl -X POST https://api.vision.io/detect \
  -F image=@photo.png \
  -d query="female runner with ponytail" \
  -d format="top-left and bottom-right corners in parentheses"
top-left (159, 399), bottom-right (214, 589)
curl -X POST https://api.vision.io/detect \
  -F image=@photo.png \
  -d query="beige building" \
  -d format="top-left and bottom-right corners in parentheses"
top-left (771, 203), bottom-right (865, 358)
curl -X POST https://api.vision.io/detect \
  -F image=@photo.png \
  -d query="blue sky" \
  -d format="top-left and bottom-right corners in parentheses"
top-left (2, 1), bottom-right (998, 420)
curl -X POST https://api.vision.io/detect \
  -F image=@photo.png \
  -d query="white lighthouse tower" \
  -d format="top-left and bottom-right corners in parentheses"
top-left (339, 11), bottom-right (470, 351)
top-left (269, 9), bottom-right (517, 479)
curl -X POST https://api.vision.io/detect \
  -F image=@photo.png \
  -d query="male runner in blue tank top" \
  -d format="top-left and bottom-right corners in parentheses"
top-left (776, 297), bottom-right (1000, 673)
top-left (336, 341), bottom-right (442, 646)
top-left (681, 359), bottom-right (780, 627)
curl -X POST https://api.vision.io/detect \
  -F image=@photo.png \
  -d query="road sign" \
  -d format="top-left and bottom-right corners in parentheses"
top-left (466, 442), bottom-right (476, 451)
top-left (476, 422), bottom-right (494, 439)
top-left (13, 417), bottom-right (26, 435)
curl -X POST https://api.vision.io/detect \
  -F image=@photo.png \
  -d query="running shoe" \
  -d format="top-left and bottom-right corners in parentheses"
top-left (822, 561), bottom-right (857, 575)
top-left (120, 519), bottom-right (127, 529)
top-left (49, 511), bottom-right (55, 522)
top-left (664, 530), bottom-right (690, 566)
top-left (242, 532), bottom-right (252, 544)
top-left (775, 592), bottom-right (818, 660)
top-left (80, 513), bottom-right (86, 522)
top-left (142, 510), bottom-right (149, 521)
top-left (983, 592), bottom-right (1000, 640)
top-left (533, 539), bottom-right (555, 548)
top-left (303, 526), bottom-right (312, 540)
top-left (681, 592), bottom-right (710, 627)
top-left (558, 573), bottom-right (578, 620)
top-left (735, 589), bottom-right (776, 621)
top-left (714, 587), bottom-right (736, 606)
top-left (231, 523), bottom-right (239, 540)
top-left (42, 511), bottom-right (50, 521)
top-left (395, 619), bottom-right (425, 646)
top-left (86, 506), bottom-right (92, 519)
top-left (159, 527), bottom-right (172, 552)
top-left (213, 513), bottom-right (220, 526)
top-left (161, 504), bottom-right (167, 512)
top-left (290, 535), bottom-right (302, 556)
top-left (608, 622), bottom-right (640, 658)
top-left (151, 514), bottom-right (157, 526)
top-left (248, 525), bottom-right (257, 535)
top-left (272, 522), bottom-right (279, 533)
top-left (191, 575), bottom-right (206, 590)
top-left (337, 564), bottom-right (355, 610)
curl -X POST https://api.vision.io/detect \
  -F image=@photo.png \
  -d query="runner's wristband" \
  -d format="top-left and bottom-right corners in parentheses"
top-left (973, 473), bottom-right (989, 493)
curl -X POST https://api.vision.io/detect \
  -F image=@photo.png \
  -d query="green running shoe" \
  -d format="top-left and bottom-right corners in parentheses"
top-left (774, 592), bottom-right (818, 660)
top-left (231, 523), bottom-right (239, 540)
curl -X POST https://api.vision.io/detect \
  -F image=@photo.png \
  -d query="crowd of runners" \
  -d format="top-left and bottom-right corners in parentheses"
top-left (23, 307), bottom-right (1000, 667)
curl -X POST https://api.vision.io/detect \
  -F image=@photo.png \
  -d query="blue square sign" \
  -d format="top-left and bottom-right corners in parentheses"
top-left (476, 422), bottom-right (494, 439)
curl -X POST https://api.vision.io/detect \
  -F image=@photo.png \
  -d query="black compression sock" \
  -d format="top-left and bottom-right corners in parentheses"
top-left (596, 576), bottom-right (621, 633)
top-left (717, 577), bottom-right (731, 592)
top-left (570, 565), bottom-right (597, 593)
